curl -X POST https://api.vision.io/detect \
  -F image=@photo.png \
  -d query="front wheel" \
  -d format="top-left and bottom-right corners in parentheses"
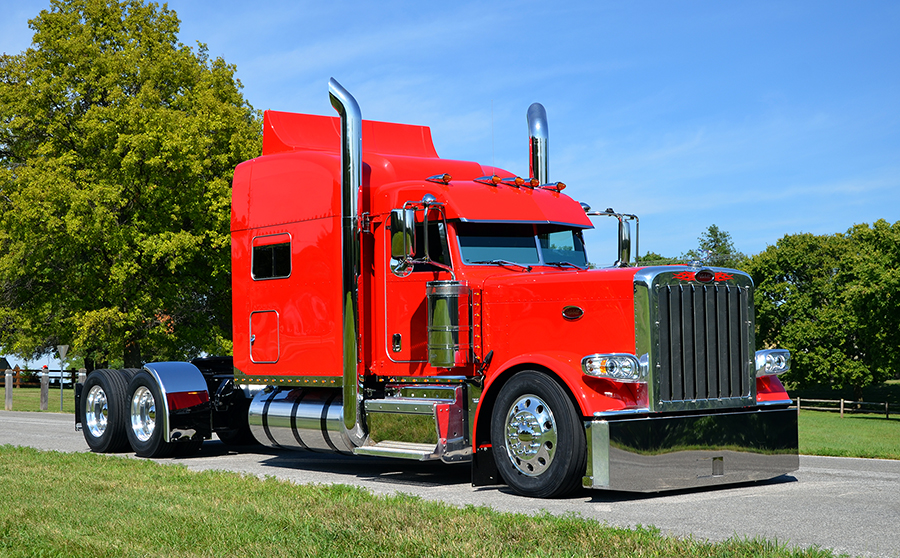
top-left (125, 371), bottom-right (176, 458)
top-left (490, 371), bottom-right (585, 498)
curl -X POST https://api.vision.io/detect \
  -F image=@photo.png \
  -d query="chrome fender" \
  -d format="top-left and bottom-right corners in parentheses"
top-left (142, 362), bottom-right (211, 443)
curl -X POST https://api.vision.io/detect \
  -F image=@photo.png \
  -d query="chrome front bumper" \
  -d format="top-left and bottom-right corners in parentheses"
top-left (583, 406), bottom-right (799, 492)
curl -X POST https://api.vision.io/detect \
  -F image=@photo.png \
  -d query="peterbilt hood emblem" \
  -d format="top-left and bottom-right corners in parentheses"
top-left (674, 270), bottom-right (733, 283)
top-left (561, 306), bottom-right (584, 321)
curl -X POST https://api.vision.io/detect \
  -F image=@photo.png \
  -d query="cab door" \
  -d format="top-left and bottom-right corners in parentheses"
top-left (383, 219), bottom-right (451, 370)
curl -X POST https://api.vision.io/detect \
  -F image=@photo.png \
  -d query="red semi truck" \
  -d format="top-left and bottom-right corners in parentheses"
top-left (76, 79), bottom-right (798, 498)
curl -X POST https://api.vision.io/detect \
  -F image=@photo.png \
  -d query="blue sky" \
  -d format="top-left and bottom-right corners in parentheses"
top-left (1, 1), bottom-right (899, 364)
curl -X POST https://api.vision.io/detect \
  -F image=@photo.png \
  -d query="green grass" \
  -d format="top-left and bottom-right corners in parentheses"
top-left (789, 379), bottom-right (900, 459)
top-left (0, 386), bottom-right (76, 413)
top-left (799, 411), bottom-right (900, 459)
top-left (0, 445), bottom-right (839, 558)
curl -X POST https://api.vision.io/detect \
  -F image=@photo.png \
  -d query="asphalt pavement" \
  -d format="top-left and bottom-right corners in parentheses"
top-left (1, 410), bottom-right (898, 557)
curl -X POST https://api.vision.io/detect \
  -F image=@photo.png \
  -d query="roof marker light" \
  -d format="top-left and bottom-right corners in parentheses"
top-left (474, 175), bottom-right (502, 186)
top-left (540, 182), bottom-right (566, 192)
top-left (501, 177), bottom-right (526, 188)
top-left (426, 173), bottom-right (452, 185)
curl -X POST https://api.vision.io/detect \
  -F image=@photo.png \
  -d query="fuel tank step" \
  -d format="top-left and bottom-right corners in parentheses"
top-left (354, 441), bottom-right (439, 461)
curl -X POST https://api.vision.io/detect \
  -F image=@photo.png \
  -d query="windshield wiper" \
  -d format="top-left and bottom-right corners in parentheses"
top-left (471, 260), bottom-right (533, 272)
top-left (544, 261), bottom-right (585, 270)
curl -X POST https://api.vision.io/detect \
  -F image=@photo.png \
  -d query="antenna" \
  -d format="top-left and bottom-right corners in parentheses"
top-left (491, 100), bottom-right (495, 174)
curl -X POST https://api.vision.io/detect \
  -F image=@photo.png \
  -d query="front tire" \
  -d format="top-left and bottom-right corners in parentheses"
top-left (80, 369), bottom-right (130, 453)
top-left (491, 371), bottom-right (585, 498)
top-left (125, 371), bottom-right (176, 458)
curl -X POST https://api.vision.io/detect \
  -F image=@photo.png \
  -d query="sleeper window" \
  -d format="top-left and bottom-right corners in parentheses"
top-left (252, 234), bottom-right (291, 279)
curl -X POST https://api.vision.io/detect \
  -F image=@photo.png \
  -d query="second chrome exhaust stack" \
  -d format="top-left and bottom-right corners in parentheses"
top-left (527, 103), bottom-right (549, 184)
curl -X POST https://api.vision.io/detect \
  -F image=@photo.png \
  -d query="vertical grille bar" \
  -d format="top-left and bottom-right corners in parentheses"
top-left (655, 282), bottom-right (751, 409)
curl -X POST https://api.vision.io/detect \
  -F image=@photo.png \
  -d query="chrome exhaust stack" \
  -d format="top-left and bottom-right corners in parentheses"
top-left (329, 77), bottom-right (367, 447)
top-left (527, 103), bottom-right (549, 184)
top-left (247, 79), bottom-right (369, 452)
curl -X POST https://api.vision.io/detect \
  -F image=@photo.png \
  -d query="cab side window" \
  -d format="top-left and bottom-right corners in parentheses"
top-left (252, 233), bottom-right (291, 280)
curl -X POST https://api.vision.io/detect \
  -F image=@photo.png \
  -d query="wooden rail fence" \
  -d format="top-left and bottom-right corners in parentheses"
top-left (795, 397), bottom-right (892, 419)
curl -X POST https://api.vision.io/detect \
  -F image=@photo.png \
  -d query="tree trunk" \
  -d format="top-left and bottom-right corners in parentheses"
top-left (124, 341), bottom-right (142, 369)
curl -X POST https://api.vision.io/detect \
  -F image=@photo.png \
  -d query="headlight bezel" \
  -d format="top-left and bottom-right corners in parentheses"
top-left (581, 353), bottom-right (648, 383)
top-left (755, 349), bottom-right (791, 377)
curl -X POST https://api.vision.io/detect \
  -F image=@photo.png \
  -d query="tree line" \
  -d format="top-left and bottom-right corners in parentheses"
top-left (2, 1), bottom-right (896, 398)
top-left (643, 221), bottom-right (900, 399)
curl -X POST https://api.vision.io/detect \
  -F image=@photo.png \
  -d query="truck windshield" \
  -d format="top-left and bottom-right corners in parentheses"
top-left (457, 222), bottom-right (587, 268)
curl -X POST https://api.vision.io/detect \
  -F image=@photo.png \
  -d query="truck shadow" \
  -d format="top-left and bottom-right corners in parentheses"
top-left (170, 440), bottom-right (798, 499)
top-left (183, 439), bottom-right (473, 488)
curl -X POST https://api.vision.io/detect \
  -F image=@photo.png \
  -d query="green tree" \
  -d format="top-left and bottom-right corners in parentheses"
top-left (837, 221), bottom-right (900, 384)
top-left (0, 0), bottom-right (261, 368)
top-left (746, 220), bottom-right (900, 398)
top-left (635, 251), bottom-right (681, 266)
top-left (683, 224), bottom-right (747, 268)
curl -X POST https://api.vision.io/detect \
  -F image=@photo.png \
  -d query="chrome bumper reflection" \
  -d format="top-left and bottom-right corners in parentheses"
top-left (583, 407), bottom-right (799, 492)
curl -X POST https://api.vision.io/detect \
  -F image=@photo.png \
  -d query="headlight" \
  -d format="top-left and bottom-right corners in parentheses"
top-left (755, 349), bottom-right (791, 377)
top-left (582, 354), bottom-right (647, 383)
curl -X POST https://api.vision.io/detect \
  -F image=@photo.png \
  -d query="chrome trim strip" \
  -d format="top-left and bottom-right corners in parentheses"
top-left (235, 375), bottom-right (342, 386)
top-left (456, 217), bottom-right (592, 229)
top-left (591, 408), bottom-right (650, 417)
top-left (364, 399), bottom-right (436, 415)
top-left (757, 398), bottom-right (794, 406)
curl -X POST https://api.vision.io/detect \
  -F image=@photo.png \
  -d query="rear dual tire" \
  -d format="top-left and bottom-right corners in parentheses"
top-left (81, 369), bottom-right (132, 453)
top-left (81, 368), bottom-right (203, 458)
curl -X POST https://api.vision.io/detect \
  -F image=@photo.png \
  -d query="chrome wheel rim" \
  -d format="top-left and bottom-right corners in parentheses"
top-left (130, 386), bottom-right (156, 443)
top-left (85, 385), bottom-right (109, 438)
top-left (504, 394), bottom-right (557, 476)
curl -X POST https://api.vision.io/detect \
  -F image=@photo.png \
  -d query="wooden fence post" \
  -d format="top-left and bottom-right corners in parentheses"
top-left (4, 370), bottom-right (11, 411)
top-left (796, 397), bottom-right (801, 416)
top-left (840, 398), bottom-right (844, 418)
top-left (886, 402), bottom-right (890, 420)
top-left (40, 368), bottom-right (49, 411)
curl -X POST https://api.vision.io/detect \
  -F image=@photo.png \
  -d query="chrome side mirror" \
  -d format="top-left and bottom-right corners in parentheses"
top-left (618, 219), bottom-right (631, 266)
top-left (390, 208), bottom-right (416, 277)
top-left (390, 208), bottom-right (416, 260)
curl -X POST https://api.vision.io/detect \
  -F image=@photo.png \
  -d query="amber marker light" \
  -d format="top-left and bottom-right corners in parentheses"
top-left (426, 173), bottom-right (452, 184)
top-left (540, 182), bottom-right (566, 192)
top-left (501, 176), bottom-right (527, 187)
top-left (474, 175), bottom-right (503, 186)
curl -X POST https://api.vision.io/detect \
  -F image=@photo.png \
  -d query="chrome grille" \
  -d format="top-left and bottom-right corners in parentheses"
top-left (635, 268), bottom-right (756, 412)
top-left (657, 283), bottom-right (751, 402)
